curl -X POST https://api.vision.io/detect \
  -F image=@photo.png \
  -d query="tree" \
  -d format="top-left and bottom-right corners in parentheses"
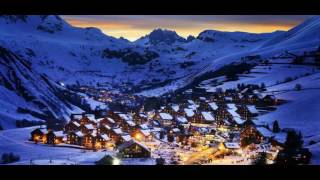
top-left (260, 83), bottom-right (266, 90)
top-left (272, 120), bottom-right (280, 133)
top-left (252, 152), bottom-right (267, 165)
top-left (167, 132), bottom-right (174, 143)
top-left (95, 155), bottom-right (114, 165)
top-left (295, 84), bottom-right (302, 91)
top-left (275, 130), bottom-right (306, 164)
top-left (156, 157), bottom-right (165, 165)
top-left (1, 153), bottom-right (20, 164)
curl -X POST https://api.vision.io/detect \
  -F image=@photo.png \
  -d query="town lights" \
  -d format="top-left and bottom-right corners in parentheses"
top-left (135, 133), bottom-right (142, 140)
top-left (113, 158), bottom-right (121, 165)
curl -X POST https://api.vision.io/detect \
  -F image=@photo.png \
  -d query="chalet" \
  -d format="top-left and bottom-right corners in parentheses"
top-left (71, 114), bottom-right (83, 122)
top-left (83, 131), bottom-right (97, 148)
top-left (30, 128), bottom-right (48, 143)
top-left (67, 131), bottom-right (84, 146)
top-left (248, 94), bottom-right (262, 103)
top-left (133, 113), bottom-right (148, 125)
top-left (156, 112), bottom-right (174, 127)
top-left (131, 128), bottom-right (152, 141)
top-left (237, 105), bottom-right (259, 120)
top-left (263, 95), bottom-right (277, 105)
top-left (108, 127), bottom-right (124, 142)
top-left (117, 140), bottom-right (151, 158)
top-left (81, 123), bottom-right (95, 134)
top-left (98, 117), bottom-right (116, 127)
top-left (46, 131), bottom-right (64, 145)
top-left (120, 134), bottom-right (133, 144)
top-left (240, 126), bottom-right (274, 146)
top-left (200, 111), bottom-right (215, 124)
top-left (95, 134), bottom-right (111, 149)
top-left (85, 114), bottom-right (98, 125)
top-left (122, 120), bottom-right (137, 133)
top-left (64, 121), bottom-right (81, 132)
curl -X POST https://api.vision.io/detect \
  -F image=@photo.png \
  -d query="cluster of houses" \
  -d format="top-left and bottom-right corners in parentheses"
top-left (30, 85), bottom-right (286, 160)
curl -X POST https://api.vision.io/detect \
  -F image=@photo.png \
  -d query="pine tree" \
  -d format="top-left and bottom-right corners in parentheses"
top-left (272, 120), bottom-right (280, 133)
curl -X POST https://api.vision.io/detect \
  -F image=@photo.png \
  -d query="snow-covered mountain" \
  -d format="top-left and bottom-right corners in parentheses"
top-left (135, 28), bottom-right (187, 46)
top-left (1, 15), bottom-right (320, 129)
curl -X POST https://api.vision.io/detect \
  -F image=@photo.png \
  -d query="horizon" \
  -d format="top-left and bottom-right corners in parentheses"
top-left (62, 15), bottom-right (313, 41)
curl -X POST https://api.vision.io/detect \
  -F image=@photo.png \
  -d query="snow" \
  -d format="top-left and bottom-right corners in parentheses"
top-left (121, 135), bottom-right (132, 142)
top-left (113, 128), bottom-right (123, 135)
top-left (224, 142), bottom-right (240, 149)
top-left (159, 113), bottom-right (173, 120)
top-left (126, 120), bottom-right (136, 127)
top-left (100, 134), bottom-right (110, 141)
top-left (247, 105), bottom-right (259, 114)
top-left (75, 131), bottom-right (84, 137)
top-left (184, 108), bottom-right (195, 117)
top-left (176, 116), bottom-right (188, 124)
top-left (140, 124), bottom-right (149, 130)
top-left (0, 126), bottom-right (110, 165)
top-left (119, 113), bottom-right (132, 121)
top-left (171, 105), bottom-right (180, 112)
top-left (140, 129), bottom-right (151, 136)
top-left (227, 103), bottom-right (237, 111)
top-left (208, 102), bottom-right (218, 111)
top-left (72, 121), bottom-right (80, 127)
top-left (53, 131), bottom-right (64, 137)
top-left (233, 116), bottom-right (246, 125)
top-left (256, 127), bottom-right (274, 138)
top-left (84, 124), bottom-right (95, 130)
top-left (201, 112), bottom-right (215, 121)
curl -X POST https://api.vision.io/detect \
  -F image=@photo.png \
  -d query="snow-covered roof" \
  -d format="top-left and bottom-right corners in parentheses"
top-left (72, 121), bottom-right (80, 127)
top-left (224, 142), bottom-right (240, 149)
top-left (227, 103), bottom-right (237, 111)
top-left (225, 97), bottom-right (233, 101)
top-left (171, 105), bottom-right (180, 112)
top-left (104, 124), bottom-right (111, 130)
top-left (140, 129), bottom-right (151, 136)
top-left (85, 114), bottom-right (95, 121)
top-left (39, 129), bottom-right (48, 134)
top-left (172, 128), bottom-right (180, 133)
top-left (187, 100), bottom-right (195, 104)
top-left (91, 130), bottom-right (97, 137)
top-left (119, 113), bottom-right (132, 121)
top-left (73, 114), bottom-right (83, 120)
top-left (139, 113), bottom-right (148, 118)
top-left (75, 131), bottom-right (84, 137)
top-left (227, 109), bottom-right (241, 118)
top-left (247, 105), bottom-right (259, 114)
top-left (208, 102), bottom-right (218, 111)
top-left (100, 134), bottom-right (110, 141)
top-left (121, 135), bottom-right (132, 142)
top-left (118, 139), bottom-right (150, 152)
top-left (140, 124), bottom-right (149, 130)
top-left (256, 127), bottom-right (274, 138)
top-left (113, 128), bottom-right (123, 135)
top-left (53, 131), bottom-right (64, 137)
top-left (176, 116), bottom-right (188, 124)
top-left (201, 111), bottom-right (215, 121)
top-left (199, 97), bottom-right (206, 101)
top-left (107, 117), bottom-right (115, 124)
top-left (241, 88), bottom-right (248, 94)
top-left (126, 120), bottom-right (136, 127)
top-left (184, 108), bottom-right (195, 117)
top-left (233, 116), bottom-right (246, 125)
top-left (159, 113), bottom-right (173, 120)
top-left (188, 104), bottom-right (199, 110)
top-left (84, 124), bottom-right (95, 130)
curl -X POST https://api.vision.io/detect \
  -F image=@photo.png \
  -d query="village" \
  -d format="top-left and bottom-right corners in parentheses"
top-left (29, 82), bottom-right (311, 165)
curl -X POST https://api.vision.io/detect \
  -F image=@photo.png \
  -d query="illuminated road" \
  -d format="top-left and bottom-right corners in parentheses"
top-left (183, 147), bottom-right (218, 165)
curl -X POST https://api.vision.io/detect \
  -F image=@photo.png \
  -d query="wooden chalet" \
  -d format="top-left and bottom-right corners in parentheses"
top-left (46, 131), bottom-right (64, 145)
top-left (117, 140), bottom-right (151, 158)
top-left (64, 121), bottom-right (81, 132)
top-left (67, 131), bottom-right (84, 146)
top-left (30, 128), bottom-right (48, 143)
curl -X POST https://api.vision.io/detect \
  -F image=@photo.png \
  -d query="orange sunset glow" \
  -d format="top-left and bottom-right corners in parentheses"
top-left (62, 15), bottom-right (312, 41)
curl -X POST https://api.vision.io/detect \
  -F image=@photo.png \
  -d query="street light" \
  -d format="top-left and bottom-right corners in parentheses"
top-left (113, 158), bottom-right (121, 165)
